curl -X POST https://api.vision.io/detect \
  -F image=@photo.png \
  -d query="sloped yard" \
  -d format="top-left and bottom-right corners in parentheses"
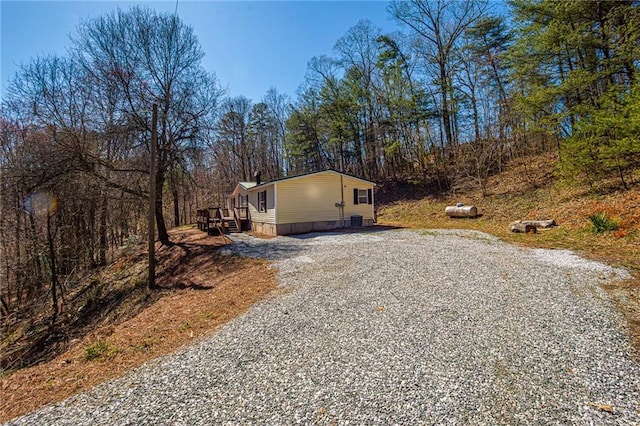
top-left (1, 229), bottom-right (277, 422)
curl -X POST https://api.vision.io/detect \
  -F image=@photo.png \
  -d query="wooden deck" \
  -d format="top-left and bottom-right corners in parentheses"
top-left (197, 207), bottom-right (249, 234)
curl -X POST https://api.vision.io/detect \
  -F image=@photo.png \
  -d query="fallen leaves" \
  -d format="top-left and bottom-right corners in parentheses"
top-left (588, 402), bottom-right (614, 414)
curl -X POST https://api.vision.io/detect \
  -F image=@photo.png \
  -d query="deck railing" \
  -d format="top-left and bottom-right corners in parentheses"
top-left (234, 207), bottom-right (249, 220)
top-left (196, 206), bottom-right (249, 234)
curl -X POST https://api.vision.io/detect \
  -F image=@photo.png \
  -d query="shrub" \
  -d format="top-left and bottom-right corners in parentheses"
top-left (589, 212), bottom-right (618, 233)
top-left (84, 340), bottom-right (117, 361)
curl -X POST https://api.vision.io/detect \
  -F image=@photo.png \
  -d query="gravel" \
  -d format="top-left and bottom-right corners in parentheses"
top-left (7, 229), bottom-right (639, 425)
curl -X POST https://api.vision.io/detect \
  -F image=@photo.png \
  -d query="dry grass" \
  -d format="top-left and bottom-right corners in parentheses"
top-left (378, 152), bottom-right (640, 352)
top-left (1, 228), bottom-right (278, 422)
top-left (379, 153), bottom-right (640, 269)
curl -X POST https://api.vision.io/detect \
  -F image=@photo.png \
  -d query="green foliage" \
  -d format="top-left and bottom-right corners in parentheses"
top-left (132, 340), bottom-right (154, 354)
top-left (84, 340), bottom-right (118, 361)
top-left (588, 212), bottom-right (618, 234)
top-left (559, 82), bottom-right (640, 187)
top-left (284, 94), bottom-right (326, 174)
top-left (509, 0), bottom-right (640, 188)
top-left (508, 1), bottom-right (638, 118)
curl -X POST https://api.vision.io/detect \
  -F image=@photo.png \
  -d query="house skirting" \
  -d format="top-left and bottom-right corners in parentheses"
top-left (252, 219), bottom-right (374, 236)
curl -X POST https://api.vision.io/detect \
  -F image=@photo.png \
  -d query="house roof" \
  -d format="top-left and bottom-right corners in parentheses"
top-left (228, 181), bottom-right (257, 198)
top-left (238, 182), bottom-right (257, 190)
top-left (246, 169), bottom-right (376, 192)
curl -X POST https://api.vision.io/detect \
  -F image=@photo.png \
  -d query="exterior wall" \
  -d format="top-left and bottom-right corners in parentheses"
top-left (227, 183), bottom-right (256, 211)
top-left (246, 171), bottom-right (375, 235)
top-left (341, 177), bottom-right (375, 221)
top-left (275, 172), bottom-right (342, 224)
top-left (251, 221), bottom-right (277, 236)
top-left (275, 171), bottom-right (374, 226)
top-left (274, 218), bottom-right (375, 236)
top-left (227, 188), bottom-right (249, 210)
top-left (247, 183), bottom-right (276, 228)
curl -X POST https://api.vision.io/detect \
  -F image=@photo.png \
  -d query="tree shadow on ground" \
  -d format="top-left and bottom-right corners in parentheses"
top-left (2, 229), bottom-right (237, 372)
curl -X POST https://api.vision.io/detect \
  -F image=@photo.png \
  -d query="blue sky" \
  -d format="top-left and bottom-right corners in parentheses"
top-left (1, 1), bottom-right (399, 102)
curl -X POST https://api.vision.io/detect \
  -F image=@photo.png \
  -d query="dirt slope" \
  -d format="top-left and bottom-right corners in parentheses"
top-left (1, 228), bottom-right (278, 422)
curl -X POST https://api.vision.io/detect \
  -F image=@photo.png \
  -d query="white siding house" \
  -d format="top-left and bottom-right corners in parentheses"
top-left (228, 170), bottom-right (376, 236)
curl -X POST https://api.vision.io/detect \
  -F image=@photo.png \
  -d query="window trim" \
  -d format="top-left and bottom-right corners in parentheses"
top-left (357, 189), bottom-right (368, 204)
top-left (258, 190), bottom-right (267, 213)
top-left (354, 187), bottom-right (373, 205)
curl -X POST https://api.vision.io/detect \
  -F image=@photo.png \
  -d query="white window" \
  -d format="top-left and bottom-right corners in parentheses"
top-left (358, 189), bottom-right (368, 204)
top-left (353, 188), bottom-right (372, 205)
top-left (258, 191), bottom-right (267, 212)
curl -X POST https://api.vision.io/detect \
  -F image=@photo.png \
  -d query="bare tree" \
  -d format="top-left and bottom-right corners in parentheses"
top-left (214, 96), bottom-right (254, 183)
top-left (390, 0), bottom-right (487, 149)
top-left (73, 6), bottom-right (222, 243)
top-left (262, 88), bottom-right (290, 176)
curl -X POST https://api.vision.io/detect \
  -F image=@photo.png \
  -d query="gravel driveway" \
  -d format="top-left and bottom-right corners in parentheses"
top-left (8, 229), bottom-right (639, 425)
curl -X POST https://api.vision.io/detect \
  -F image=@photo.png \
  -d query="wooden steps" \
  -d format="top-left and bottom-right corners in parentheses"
top-left (197, 208), bottom-right (246, 234)
top-left (222, 217), bottom-right (240, 233)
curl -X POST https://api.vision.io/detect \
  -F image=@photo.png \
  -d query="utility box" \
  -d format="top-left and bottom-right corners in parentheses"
top-left (351, 215), bottom-right (363, 227)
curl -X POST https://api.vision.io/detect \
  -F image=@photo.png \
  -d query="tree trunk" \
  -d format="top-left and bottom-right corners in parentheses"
top-left (471, 89), bottom-right (480, 141)
top-left (439, 61), bottom-right (454, 147)
top-left (14, 194), bottom-right (23, 306)
top-left (28, 212), bottom-right (42, 297)
top-left (0, 295), bottom-right (9, 315)
top-left (98, 196), bottom-right (108, 266)
top-left (46, 214), bottom-right (58, 324)
top-left (510, 220), bottom-right (556, 233)
top-left (173, 185), bottom-right (180, 228)
top-left (509, 222), bottom-right (537, 233)
top-left (155, 169), bottom-right (170, 244)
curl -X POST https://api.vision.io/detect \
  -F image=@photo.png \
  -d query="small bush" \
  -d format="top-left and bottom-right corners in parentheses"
top-left (588, 212), bottom-right (618, 233)
top-left (84, 340), bottom-right (117, 361)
